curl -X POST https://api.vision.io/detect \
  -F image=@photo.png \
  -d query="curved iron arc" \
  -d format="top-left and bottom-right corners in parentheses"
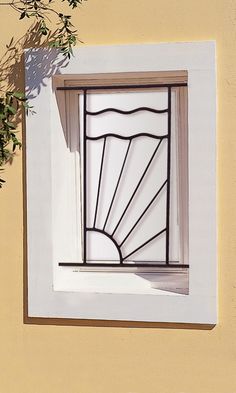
top-left (87, 228), bottom-right (123, 264)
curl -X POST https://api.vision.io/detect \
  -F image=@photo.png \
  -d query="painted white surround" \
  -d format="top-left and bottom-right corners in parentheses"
top-left (25, 42), bottom-right (217, 323)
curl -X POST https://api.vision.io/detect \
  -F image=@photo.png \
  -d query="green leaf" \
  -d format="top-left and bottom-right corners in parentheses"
top-left (19, 11), bottom-right (26, 20)
top-left (7, 106), bottom-right (17, 115)
top-left (12, 92), bottom-right (25, 99)
top-left (6, 122), bottom-right (15, 129)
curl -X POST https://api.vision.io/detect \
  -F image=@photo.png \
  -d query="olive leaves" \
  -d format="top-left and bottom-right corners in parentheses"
top-left (15, 0), bottom-right (86, 58)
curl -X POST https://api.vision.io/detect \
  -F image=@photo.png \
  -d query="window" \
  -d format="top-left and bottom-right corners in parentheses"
top-left (55, 72), bottom-right (189, 271)
top-left (25, 42), bottom-right (216, 324)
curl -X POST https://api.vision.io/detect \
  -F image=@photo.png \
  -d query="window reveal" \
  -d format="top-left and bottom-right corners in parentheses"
top-left (57, 72), bottom-right (189, 269)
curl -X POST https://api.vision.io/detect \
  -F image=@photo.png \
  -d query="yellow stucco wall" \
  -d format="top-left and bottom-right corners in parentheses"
top-left (0, 1), bottom-right (235, 392)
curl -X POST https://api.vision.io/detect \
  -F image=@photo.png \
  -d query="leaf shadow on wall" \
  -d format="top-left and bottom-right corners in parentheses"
top-left (1, 22), bottom-right (68, 99)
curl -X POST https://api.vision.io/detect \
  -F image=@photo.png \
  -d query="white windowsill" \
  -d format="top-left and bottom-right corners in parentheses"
top-left (54, 267), bottom-right (189, 295)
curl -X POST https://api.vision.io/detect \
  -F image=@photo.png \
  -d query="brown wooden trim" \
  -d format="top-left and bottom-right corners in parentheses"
top-left (177, 86), bottom-right (189, 266)
top-left (53, 70), bottom-right (188, 89)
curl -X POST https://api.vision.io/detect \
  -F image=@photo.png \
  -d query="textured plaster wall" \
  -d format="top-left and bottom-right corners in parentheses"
top-left (0, 1), bottom-right (235, 392)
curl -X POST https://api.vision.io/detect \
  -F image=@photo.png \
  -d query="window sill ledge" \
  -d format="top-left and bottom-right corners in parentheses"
top-left (54, 267), bottom-right (188, 296)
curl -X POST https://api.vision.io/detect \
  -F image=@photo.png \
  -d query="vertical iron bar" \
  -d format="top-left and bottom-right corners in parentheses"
top-left (83, 90), bottom-right (87, 264)
top-left (93, 137), bottom-right (107, 228)
top-left (166, 87), bottom-right (172, 265)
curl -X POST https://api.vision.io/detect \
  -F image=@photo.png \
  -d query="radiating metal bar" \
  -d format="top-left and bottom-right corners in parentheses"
top-left (57, 83), bottom-right (188, 91)
top-left (123, 228), bottom-right (166, 261)
top-left (111, 139), bottom-right (163, 237)
top-left (87, 133), bottom-right (168, 141)
top-left (165, 87), bottom-right (172, 265)
top-left (103, 140), bottom-right (132, 231)
top-left (93, 137), bottom-right (107, 228)
top-left (83, 90), bottom-right (87, 264)
top-left (86, 107), bottom-right (168, 115)
top-left (119, 179), bottom-right (167, 247)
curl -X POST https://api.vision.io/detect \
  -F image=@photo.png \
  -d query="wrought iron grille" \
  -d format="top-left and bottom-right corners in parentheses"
top-left (58, 82), bottom-right (189, 268)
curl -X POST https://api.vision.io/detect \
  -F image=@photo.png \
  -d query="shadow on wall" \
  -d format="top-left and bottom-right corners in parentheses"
top-left (0, 22), bottom-right (69, 173)
top-left (136, 272), bottom-right (189, 295)
top-left (24, 46), bottom-right (68, 99)
top-left (0, 22), bottom-right (68, 123)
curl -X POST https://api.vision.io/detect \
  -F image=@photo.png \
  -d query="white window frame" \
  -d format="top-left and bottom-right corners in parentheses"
top-left (25, 42), bottom-right (217, 324)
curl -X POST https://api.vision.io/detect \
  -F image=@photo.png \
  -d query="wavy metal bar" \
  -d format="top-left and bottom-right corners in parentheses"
top-left (87, 133), bottom-right (168, 141)
top-left (123, 228), bottom-right (166, 261)
top-left (86, 107), bottom-right (168, 115)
